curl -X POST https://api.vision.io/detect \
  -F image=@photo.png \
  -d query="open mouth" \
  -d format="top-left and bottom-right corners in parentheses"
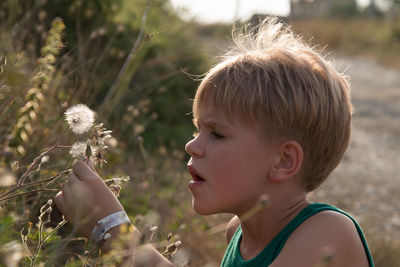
top-left (193, 174), bottom-right (205, 181)
top-left (188, 166), bottom-right (205, 181)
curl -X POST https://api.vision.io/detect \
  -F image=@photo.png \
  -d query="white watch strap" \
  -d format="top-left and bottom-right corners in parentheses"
top-left (90, 211), bottom-right (130, 243)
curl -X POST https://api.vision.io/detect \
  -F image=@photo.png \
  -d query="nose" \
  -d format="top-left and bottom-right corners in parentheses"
top-left (185, 135), bottom-right (204, 158)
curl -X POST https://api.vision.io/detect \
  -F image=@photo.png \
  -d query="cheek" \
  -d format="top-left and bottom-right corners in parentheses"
top-left (229, 146), bottom-right (270, 180)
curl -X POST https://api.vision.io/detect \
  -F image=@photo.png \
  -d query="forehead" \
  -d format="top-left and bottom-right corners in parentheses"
top-left (195, 101), bottom-right (264, 133)
top-left (194, 102), bottom-right (232, 126)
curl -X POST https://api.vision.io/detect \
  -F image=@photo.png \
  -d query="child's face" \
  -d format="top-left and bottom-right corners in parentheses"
top-left (185, 104), bottom-right (279, 216)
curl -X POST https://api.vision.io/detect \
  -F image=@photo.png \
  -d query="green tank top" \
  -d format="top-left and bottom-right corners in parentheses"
top-left (221, 203), bottom-right (374, 267)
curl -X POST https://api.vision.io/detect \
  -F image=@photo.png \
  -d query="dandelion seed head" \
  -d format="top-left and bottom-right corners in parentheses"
top-left (69, 142), bottom-right (87, 160)
top-left (92, 145), bottom-right (108, 167)
top-left (259, 194), bottom-right (269, 207)
top-left (105, 137), bottom-right (118, 148)
top-left (65, 104), bottom-right (95, 134)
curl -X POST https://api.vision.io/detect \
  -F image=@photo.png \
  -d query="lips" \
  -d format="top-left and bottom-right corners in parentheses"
top-left (187, 165), bottom-right (205, 181)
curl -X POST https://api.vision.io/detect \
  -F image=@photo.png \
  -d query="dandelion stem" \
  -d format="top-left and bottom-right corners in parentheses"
top-left (21, 229), bottom-right (33, 259)
top-left (240, 194), bottom-right (269, 222)
top-left (207, 194), bottom-right (269, 236)
top-left (30, 219), bottom-right (46, 266)
top-left (206, 222), bottom-right (229, 236)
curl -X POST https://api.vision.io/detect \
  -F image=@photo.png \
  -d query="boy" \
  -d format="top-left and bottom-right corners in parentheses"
top-left (55, 18), bottom-right (374, 266)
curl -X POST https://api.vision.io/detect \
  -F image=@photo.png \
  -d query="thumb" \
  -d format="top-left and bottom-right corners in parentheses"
top-left (87, 157), bottom-right (96, 172)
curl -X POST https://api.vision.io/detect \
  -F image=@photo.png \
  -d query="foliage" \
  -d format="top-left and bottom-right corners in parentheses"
top-left (0, 0), bottom-right (213, 265)
top-left (2, 1), bottom-right (399, 265)
top-left (1, 0), bottom-right (209, 155)
top-left (328, 0), bottom-right (358, 17)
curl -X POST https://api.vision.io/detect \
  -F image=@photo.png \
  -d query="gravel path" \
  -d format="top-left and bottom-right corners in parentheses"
top-left (311, 56), bottom-right (400, 240)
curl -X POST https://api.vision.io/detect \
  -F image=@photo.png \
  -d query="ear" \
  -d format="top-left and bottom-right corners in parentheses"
top-left (269, 141), bottom-right (303, 183)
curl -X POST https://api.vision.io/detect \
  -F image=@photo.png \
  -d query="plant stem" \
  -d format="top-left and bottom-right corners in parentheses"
top-left (0, 188), bottom-right (58, 202)
top-left (30, 219), bottom-right (46, 266)
top-left (17, 170), bottom-right (69, 188)
top-left (98, 0), bottom-right (151, 113)
top-left (42, 219), bottom-right (68, 243)
top-left (0, 125), bottom-right (70, 200)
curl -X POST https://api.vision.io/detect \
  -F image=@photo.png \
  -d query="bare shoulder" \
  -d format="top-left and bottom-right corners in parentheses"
top-left (226, 215), bottom-right (240, 243)
top-left (271, 210), bottom-right (370, 267)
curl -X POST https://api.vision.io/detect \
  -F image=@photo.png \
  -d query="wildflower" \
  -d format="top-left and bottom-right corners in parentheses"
top-left (164, 240), bottom-right (182, 254)
top-left (109, 176), bottom-right (130, 185)
top-left (91, 145), bottom-right (108, 167)
top-left (109, 184), bottom-right (121, 197)
top-left (149, 226), bottom-right (158, 233)
top-left (41, 155), bottom-right (50, 164)
top-left (105, 137), bottom-right (118, 148)
top-left (91, 123), bottom-right (112, 146)
top-left (64, 104), bottom-right (95, 134)
top-left (69, 142), bottom-right (87, 160)
top-left (39, 201), bottom-right (53, 223)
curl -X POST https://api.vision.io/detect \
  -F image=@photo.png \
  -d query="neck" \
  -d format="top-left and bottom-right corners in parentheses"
top-left (238, 191), bottom-right (309, 260)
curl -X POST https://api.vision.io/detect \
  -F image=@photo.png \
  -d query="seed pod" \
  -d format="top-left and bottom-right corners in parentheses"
top-left (85, 142), bottom-right (92, 158)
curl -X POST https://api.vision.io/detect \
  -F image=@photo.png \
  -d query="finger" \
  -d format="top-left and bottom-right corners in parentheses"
top-left (87, 157), bottom-right (96, 172)
top-left (54, 191), bottom-right (73, 221)
top-left (61, 181), bottom-right (73, 205)
top-left (72, 159), bottom-right (99, 181)
top-left (67, 172), bottom-right (80, 183)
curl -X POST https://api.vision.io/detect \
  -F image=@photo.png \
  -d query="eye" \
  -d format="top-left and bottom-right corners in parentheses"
top-left (211, 131), bottom-right (225, 139)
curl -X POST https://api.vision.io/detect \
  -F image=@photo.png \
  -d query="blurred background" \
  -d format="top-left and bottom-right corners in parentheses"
top-left (1, 0), bottom-right (399, 266)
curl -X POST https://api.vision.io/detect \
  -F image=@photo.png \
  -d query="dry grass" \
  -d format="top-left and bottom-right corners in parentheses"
top-left (291, 17), bottom-right (400, 70)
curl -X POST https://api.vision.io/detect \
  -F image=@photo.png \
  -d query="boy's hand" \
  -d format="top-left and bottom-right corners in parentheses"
top-left (54, 159), bottom-right (125, 238)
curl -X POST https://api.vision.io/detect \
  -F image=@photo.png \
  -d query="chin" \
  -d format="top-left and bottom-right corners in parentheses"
top-left (192, 199), bottom-right (218, 215)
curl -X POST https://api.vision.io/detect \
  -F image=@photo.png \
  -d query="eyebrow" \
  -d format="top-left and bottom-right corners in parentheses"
top-left (195, 118), bottom-right (231, 129)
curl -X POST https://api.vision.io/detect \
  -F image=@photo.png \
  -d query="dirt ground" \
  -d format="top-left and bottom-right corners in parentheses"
top-left (310, 56), bottom-right (400, 242)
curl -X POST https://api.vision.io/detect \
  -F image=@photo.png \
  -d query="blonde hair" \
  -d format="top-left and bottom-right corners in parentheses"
top-left (193, 18), bottom-right (352, 192)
